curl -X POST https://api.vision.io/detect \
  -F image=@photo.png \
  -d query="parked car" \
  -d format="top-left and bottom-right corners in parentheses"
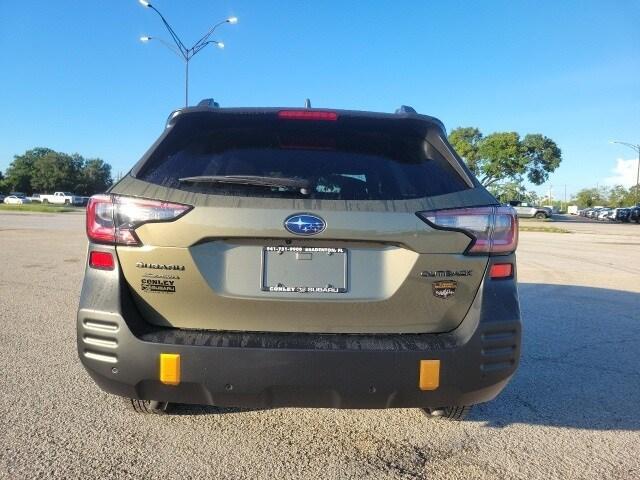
top-left (567, 205), bottom-right (579, 215)
top-left (78, 103), bottom-right (521, 419)
top-left (597, 209), bottom-right (612, 221)
top-left (585, 207), bottom-right (604, 219)
top-left (509, 201), bottom-right (551, 219)
top-left (38, 191), bottom-right (84, 205)
top-left (618, 208), bottom-right (631, 222)
top-left (29, 194), bottom-right (42, 203)
top-left (629, 206), bottom-right (640, 224)
top-left (607, 208), bottom-right (630, 222)
top-left (4, 194), bottom-right (32, 205)
top-left (0, 194), bottom-right (5, 203)
top-left (579, 208), bottom-right (593, 217)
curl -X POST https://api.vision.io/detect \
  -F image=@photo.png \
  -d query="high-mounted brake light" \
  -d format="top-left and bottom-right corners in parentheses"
top-left (278, 110), bottom-right (338, 121)
top-left (417, 206), bottom-right (518, 255)
top-left (86, 195), bottom-right (192, 246)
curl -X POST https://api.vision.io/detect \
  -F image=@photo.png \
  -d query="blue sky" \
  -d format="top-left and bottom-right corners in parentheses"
top-left (0, 1), bottom-right (638, 198)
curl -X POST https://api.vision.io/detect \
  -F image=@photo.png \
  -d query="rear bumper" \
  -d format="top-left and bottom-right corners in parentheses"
top-left (77, 249), bottom-right (521, 409)
top-left (82, 327), bottom-right (518, 409)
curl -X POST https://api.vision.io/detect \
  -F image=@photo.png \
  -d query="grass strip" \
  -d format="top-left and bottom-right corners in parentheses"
top-left (519, 225), bottom-right (570, 233)
top-left (0, 204), bottom-right (78, 213)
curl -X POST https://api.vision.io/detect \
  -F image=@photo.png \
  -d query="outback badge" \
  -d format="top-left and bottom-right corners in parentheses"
top-left (432, 280), bottom-right (457, 299)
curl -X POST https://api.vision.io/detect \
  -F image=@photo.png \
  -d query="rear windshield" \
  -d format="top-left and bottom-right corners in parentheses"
top-left (137, 117), bottom-right (469, 200)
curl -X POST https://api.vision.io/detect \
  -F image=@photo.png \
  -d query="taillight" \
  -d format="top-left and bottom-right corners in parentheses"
top-left (416, 206), bottom-right (518, 255)
top-left (86, 195), bottom-right (192, 246)
top-left (278, 110), bottom-right (338, 121)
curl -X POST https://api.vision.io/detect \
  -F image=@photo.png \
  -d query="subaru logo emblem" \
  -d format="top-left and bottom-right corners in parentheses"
top-left (284, 213), bottom-right (326, 236)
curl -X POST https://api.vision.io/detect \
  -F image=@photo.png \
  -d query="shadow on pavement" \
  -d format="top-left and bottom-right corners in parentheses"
top-left (473, 283), bottom-right (640, 430)
top-left (169, 404), bottom-right (267, 416)
top-left (168, 283), bottom-right (639, 429)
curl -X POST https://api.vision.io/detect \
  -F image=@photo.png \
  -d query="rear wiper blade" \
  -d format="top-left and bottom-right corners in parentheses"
top-left (178, 175), bottom-right (311, 192)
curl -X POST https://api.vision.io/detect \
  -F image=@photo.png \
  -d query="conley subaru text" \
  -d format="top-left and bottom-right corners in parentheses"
top-left (77, 102), bottom-right (521, 419)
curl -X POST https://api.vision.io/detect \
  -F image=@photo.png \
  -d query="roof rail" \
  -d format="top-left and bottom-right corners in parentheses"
top-left (395, 105), bottom-right (417, 114)
top-left (198, 98), bottom-right (220, 108)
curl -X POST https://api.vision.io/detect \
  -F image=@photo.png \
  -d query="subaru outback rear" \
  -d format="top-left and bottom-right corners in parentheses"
top-left (77, 105), bottom-right (521, 419)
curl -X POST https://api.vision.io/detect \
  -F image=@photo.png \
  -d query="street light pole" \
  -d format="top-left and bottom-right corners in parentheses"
top-left (138, 0), bottom-right (237, 107)
top-left (610, 141), bottom-right (640, 206)
top-left (185, 60), bottom-right (189, 106)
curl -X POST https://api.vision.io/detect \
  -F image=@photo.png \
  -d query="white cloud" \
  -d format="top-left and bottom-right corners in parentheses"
top-left (604, 158), bottom-right (639, 187)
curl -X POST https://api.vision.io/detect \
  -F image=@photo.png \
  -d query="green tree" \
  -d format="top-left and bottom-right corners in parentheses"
top-left (476, 132), bottom-right (523, 186)
top-left (607, 185), bottom-right (628, 207)
top-left (488, 181), bottom-right (526, 203)
top-left (3, 147), bottom-right (113, 195)
top-left (523, 190), bottom-right (540, 205)
top-left (448, 127), bottom-right (482, 175)
top-left (448, 128), bottom-right (562, 187)
top-left (572, 188), bottom-right (608, 208)
top-left (625, 185), bottom-right (640, 206)
top-left (76, 158), bottom-right (113, 195)
top-left (0, 171), bottom-right (7, 194)
top-left (521, 134), bottom-right (562, 184)
top-left (4, 147), bottom-right (55, 194)
top-left (31, 151), bottom-right (83, 193)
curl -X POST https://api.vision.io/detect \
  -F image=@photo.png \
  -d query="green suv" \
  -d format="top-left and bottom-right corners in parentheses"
top-left (78, 104), bottom-right (521, 419)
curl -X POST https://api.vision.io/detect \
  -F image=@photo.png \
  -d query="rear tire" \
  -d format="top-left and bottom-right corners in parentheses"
top-left (534, 212), bottom-right (547, 219)
top-left (124, 398), bottom-right (172, 414)
top-left (423, 405), bottom-right (473, 421)
top-left (43, 199), bottom-right (49, 204)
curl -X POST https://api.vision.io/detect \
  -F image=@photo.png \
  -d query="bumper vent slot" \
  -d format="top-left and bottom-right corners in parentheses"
top-left (84, 350), bottom-right (117, 364)
top-left (480, 360), bottom-right (515, 372)
top-left (83, 335), bottom-right (118, 349)
top-left (481, 345), bottom-right (515, 357)
top-left (480, 328), bottom-right (518, 374)
top-left (481, 330), bottom-right (516, 342)
top-left (83, 319), bottom-right (119, 333)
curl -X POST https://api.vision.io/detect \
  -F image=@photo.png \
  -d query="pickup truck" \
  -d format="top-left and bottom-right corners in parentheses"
top-left (38, 192), bottom-right (85, 206)
top-left (509, 201), bottom-right (552, 219)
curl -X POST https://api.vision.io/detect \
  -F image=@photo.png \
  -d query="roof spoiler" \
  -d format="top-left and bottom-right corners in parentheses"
top-left (395, 105), bottom-right (417, 114)
top-left (197, 98), bottom-right (220, 108)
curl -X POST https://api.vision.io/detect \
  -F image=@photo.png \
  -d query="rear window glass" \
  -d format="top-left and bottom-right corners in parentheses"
top-left (137, 119), bottom-right (469, 200)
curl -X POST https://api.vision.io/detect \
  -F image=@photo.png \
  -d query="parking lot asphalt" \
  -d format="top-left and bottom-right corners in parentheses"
top-left (1, 212), bottom-right (639, 479)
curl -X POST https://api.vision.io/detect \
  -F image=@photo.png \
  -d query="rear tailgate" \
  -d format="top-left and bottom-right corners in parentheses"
top-left (110, 109), bottom-right (497, 334)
